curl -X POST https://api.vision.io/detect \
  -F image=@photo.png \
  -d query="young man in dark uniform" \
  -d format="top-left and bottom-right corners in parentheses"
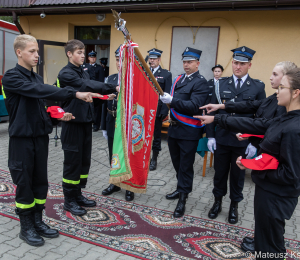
top-left (57, 39), bottom-right (118, 216)
top-left (101, 46), bottom-right (135, 201)
top-left (206, 46), bottom-right (266, 224)
top-left (147, 48), bottom-right (172, 171)
top-left (160, 47), bottom-right (209, 218)
top-left (2, 35), bottom-right (101, 246)
top-left (82, 50), bottom-right (105, 132)
top-left (207, 64), bottom-right (224, 103)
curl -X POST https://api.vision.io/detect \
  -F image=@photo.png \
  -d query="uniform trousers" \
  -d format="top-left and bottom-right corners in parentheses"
top-left (61, 122), bottom-right (92, 197)
top-left (152, 117), bottom-right (162, 152)
top-left (8, 136), bottom-right (49, 215)
top-left (93, 104), bottom-right (102, 130)
top-left (108, 136), bottom-right (114, 165)
top-left (254, 185), bottom-right (298, 260)
top-left (168, 136), bottom-right (198, 194)
top-left (213, 143), bottom-right (246, 202)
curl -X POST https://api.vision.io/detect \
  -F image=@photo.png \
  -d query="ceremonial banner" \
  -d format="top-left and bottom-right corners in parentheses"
top-left (109, 42), bottom-right (159, 193)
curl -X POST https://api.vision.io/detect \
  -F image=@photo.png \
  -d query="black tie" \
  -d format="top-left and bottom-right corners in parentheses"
top-left (237, 78), bottom-right (242, 90)
top-left (151, 68), bottom-right (154, 73)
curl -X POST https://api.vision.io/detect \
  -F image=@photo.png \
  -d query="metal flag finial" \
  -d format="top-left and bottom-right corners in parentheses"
top-left (111, 9), bottom-right (129, 37)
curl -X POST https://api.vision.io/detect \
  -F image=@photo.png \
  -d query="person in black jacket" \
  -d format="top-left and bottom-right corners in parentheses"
top-left (201, 60), bottom-right (297, 252)
top-left (160, 47), bottom-right (209, 218)
top-left (196, 67), bottom-right (300, 259)
top-left (82, 50), bottom-right (106, 132)
top-left (147, 48), bottom-right (172, 171)
top-left (207, 64), bottom-right (224, 103)
top-left (205, 46), bottom-right (266, 225)
top-left (57, 39), bottom-right (118, 217)
top-left (2, 34), bottom-right (101, 247)
top-left (101, 46), bottom-right (135, 201)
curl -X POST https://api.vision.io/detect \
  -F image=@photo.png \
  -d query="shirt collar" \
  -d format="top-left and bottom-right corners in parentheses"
top-left (232, 73), bottom-right (248, 85)
top-left (185, 70), bottom-right (198, 79)
top-left (16, 63), bottom-right (33, 77)
top-left (214, 78), bottom-right (218, 83)
top-left (68, 61), bottom-right (82, 72)
top-left (152, 65), bottom-right (160, 74)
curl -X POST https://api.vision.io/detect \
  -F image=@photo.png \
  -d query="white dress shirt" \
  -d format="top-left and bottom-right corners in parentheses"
top-left (232, 74), bottom-right (248, 89)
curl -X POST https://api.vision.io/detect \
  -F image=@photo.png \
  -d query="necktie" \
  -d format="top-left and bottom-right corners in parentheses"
top-left (151, 68), bottom-right (154, 73)
top-left (237, 78), bottom-right (242, 90)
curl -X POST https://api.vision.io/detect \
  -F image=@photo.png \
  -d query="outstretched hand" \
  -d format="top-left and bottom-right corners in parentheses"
top-left (107, 94), bottom-right (116, 101)
top-left (76, 92), bottom-right (103, 102)
top-left (236, 156), bottom-right (248, 170)
top-left (200, 103), bottom-right (225, 114)
top-left (58, 112), bottom-right (75, 121)
top-left (193, 111), bottom-right (215, 125)
top-left (236, 133), bottom-right (249, 141)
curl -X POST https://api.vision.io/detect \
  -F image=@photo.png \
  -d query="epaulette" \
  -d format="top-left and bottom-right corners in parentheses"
top-left (253, 79), bottom-right (264, 84)
top-left (219, 77), bottom-right (229, 80)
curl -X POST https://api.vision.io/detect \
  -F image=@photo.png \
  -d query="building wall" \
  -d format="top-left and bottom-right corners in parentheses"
top-left (20, 10), bottom-right (300, 96)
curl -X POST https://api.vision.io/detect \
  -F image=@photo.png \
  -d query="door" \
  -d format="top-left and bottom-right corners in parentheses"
top-left (170, 27), bottom-right (220, 80)
top-left (37, 40), bottom-right (67, 85)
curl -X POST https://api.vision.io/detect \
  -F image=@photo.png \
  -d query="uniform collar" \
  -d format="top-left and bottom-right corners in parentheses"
top-left (281, 109), bottom-right (300, 122)
top-left (16, 63), bottom-right (33, 77)
top-left (232, 73), bottom-right (249, 86)
top-left (152, 65), bottom-right (160, 75)
top-left (68, 61), bottom-right (83, 72)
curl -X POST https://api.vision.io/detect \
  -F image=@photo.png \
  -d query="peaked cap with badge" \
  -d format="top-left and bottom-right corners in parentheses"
top-left (88, 50), bottom-right (97, 57)
top-left (231, 46), bottom-right (256, 62)
top-left (148, 48), bottom-right (163, 59)
top-left (182, 47), bottom-right (202, 61)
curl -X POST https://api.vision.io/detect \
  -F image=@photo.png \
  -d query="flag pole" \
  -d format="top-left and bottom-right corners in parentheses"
top-left (112, 10), bottom-right (170, 108)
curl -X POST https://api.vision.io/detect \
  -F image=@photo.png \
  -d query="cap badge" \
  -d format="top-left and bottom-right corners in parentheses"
top-left (242, 47), bottom-right (246, 52)
top-left (186, 47), bottom-right (189, 52)
top-left (152, 48), bottom-right (155, 52)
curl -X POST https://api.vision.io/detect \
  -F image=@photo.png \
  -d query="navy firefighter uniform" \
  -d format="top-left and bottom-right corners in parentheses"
top-left (160, 47), bottom-right (210, 218)
top-left (206, 46), bottom-right (266, 224)
top-left (2, 63), bottom-right (80, 244)
top-left (147, 48), bottom-right (172, 171)
top-left (58, 61), bottom-right (117, 216)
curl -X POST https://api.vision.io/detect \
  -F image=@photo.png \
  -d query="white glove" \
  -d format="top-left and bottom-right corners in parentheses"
top-left (102, 130), bottom-right (108, 140)
top-left (245, 143), bottom-right (257, 159)
top-left (207, 138), bottom-right (217, 153)
top-left (160, 93), bottom-right (173, 104)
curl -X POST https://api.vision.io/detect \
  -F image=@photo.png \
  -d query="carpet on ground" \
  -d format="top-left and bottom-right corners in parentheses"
top-left (0, 169), bottom-right (299, 260)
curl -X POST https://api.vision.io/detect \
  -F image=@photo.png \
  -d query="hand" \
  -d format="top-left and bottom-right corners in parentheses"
top-left (236, 133), bottom-right (248, 141)
top-left (58, 112), bottom-right (75, 121)
top-left (207, 138), bottom-right (217, 153)
top-left (236, 156), bottom-right (248, 170)
top-left (102, 130), bottom-right (108, 140)
top-left (116, 86), bottom-right (120, 92)
top-left (107, 94), bottom-right (116, 101)
top-left (76, 92), bottom-right (103, 102)
top-left (245, 143), bottom-right (257, 159)
top-left (193, 115), bottom-right (215, 125)
top-left (160, 93), bottom-right (173, 104)
top-left (200, 103), bottom-right (225, 114)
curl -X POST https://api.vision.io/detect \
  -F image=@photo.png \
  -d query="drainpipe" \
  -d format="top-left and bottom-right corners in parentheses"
top-left (12, 11), bottom-right (25, 34)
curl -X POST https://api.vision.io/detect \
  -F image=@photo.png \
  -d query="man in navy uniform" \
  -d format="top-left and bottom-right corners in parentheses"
top-left (207, 64), bottom-right (224, 103)
top-left (160, 47), bottom-right (209, 218)
top-left (101, 46), bottom-right (135, 201)
top-left (206, 46), bottom-right (266, 224)
top-left (147, 48), bottom-right (172, 171)
top-left (100, 57), bottom-right (109, 78)
top-left (82, 51), bottom-right (105, 132)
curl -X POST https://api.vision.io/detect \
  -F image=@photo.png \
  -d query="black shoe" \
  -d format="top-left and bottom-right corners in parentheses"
top-left (173, 193), bottom-right (188, 218)
top-left (19, 214), bottom-right (45, 247)
top-left (76, 194), bottom-right (96, 207)
top-left (241, 240), bottom-right (255, 254)
top-left (64, 197), bottom-right (87, 216)
top-left (166, 190), bottom-right (180, 200)
top-left (93, 128), bottom-right (99, 132)
top-left (228, 201), bottom-right (239, 224)
top-left (149, 151), bottom-right (159, 171)
top-left (208, 197), bottom-right (222, 219)
top-left (243, 236), bottom-right (254, 244)
top-left (125, 190), bottom-right (134, 201)
top-left (102, 184), bottom-right (121, 196)
top-left (33, 210), bottom-right (59, 238)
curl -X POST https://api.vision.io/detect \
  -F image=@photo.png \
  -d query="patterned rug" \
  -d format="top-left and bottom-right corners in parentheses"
top-left (0, 169), bottom-right (299, 260)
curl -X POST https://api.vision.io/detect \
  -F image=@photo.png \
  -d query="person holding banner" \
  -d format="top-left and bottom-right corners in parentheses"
top-left (205, 46), bottom-right (266, 225)
top-left (101, 46), bottom-right (135, 201)
top-left (147, 48), bottom-right (172, 171)
top-left (57, 39), bottom-right (118, 216)
top-left (160, 47), bottom-right (209, 218)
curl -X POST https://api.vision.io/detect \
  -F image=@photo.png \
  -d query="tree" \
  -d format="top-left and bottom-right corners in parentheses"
top-left (0, 16), bottom-right (15, 23)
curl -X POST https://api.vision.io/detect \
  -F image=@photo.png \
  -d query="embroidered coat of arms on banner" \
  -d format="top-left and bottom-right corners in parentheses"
top-left (109, 42), bottom-right (159, 193)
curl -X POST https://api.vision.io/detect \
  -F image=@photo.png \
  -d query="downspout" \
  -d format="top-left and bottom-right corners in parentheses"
top-left (12, 11), bottom-right (25, 34)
